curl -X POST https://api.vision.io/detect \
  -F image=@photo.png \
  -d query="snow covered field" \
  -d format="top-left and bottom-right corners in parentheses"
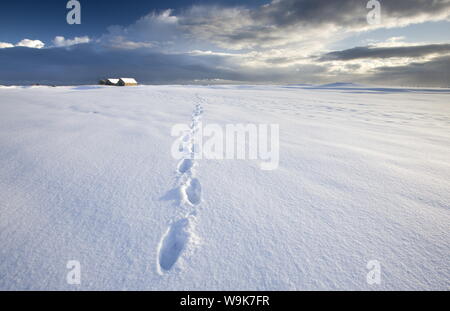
top-left (0, 84), bottom-right (449, 290)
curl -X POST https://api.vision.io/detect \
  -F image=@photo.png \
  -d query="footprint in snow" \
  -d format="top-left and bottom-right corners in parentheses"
top-left (177, 159), bottom-right (194, 174)
top-left (184, 178), bottom-right (202, 206)
top-left (158, 218), bottom-right (192, 272)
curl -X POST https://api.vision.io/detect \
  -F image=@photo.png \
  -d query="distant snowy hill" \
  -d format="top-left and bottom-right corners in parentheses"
top-left (317, 82), bottom-right (365, 88)
top-left (0, 85), bottom-right (449, 290)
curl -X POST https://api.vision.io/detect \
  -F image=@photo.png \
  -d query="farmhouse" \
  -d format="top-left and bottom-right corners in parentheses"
top-left (99, 78), bottom-right (138, 86)
top-left (118, 78), bottom-right (138, 86)
top-left (105, 78), bottom-right (119, 86)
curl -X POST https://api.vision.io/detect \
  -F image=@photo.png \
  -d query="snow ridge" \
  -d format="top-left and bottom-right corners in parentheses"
top-left (156, 100), bottom-right (204, 274)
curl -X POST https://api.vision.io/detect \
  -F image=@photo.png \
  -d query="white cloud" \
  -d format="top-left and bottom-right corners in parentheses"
top-left (52, 36), bottom-right (91, 47)
top-left (104, 36), bottom-right (155, 50)
top-left (0, 39), bottom-right (45, 49)
top-left (0, 42), bottom-right (14, 49)
top-left (16, 39), bottom-right (45, 49)
top-left (100, 9), bottom-right (182, 51)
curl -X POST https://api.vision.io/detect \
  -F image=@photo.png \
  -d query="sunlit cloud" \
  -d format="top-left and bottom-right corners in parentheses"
top-left (53, 36), bottom-right (91, 47)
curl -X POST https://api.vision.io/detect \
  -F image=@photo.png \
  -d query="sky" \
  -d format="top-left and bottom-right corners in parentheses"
top-left (1, 0), bottom-right (450, 86)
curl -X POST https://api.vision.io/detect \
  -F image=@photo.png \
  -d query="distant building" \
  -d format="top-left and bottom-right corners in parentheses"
top-left (99, 78), bottom-right (138, 86)
top-left (118, 78), bottom-right (138, 86)
top-left (105, 78), bottom-right (120, 86)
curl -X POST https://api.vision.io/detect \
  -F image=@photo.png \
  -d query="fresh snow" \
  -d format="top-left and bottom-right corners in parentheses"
top-left (0, 84), bottom-right (449, 290)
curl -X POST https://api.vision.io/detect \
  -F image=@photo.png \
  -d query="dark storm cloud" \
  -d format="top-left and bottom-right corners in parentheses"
top-left (179, 0), bottom-right (450, 48)
top-left (319, 44), bottom-right (450, 61)
top-left (256, 0), bottom-right (450, 27)
top-left (254, 0), bottom-right (368, 27)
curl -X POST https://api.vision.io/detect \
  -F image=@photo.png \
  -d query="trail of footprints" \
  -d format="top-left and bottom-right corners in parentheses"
top-left (157, 102), bottom-right (204, 273)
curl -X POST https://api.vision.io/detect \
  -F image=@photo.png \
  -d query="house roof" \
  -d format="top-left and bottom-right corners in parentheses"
top-left (119, 78), bottom-right (137, 84)
top-left (107, 79), bottom-right (119, 83)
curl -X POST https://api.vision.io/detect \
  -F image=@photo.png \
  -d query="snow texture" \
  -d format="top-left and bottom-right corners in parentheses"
top-left (0, 84), bottom-right (449, 290)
